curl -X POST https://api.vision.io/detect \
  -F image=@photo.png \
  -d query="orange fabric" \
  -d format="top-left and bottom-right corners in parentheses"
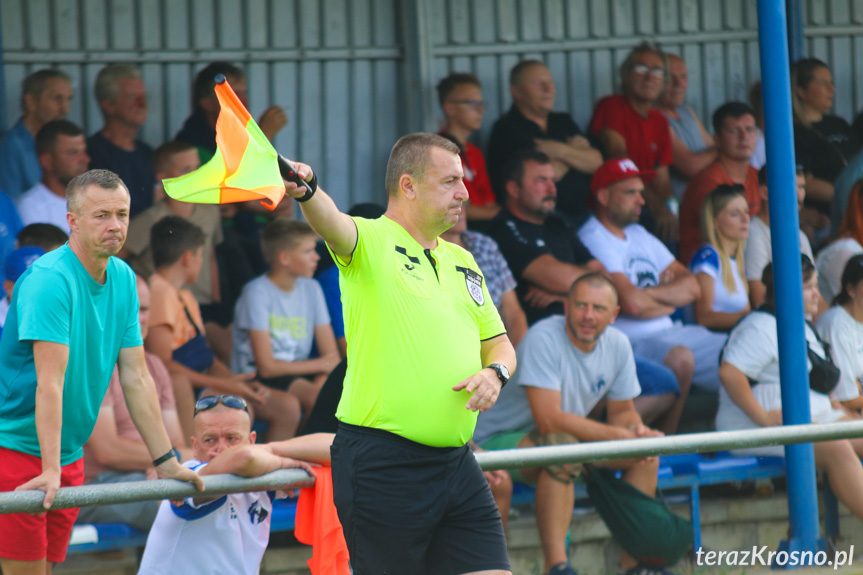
top-left (214, 82), bottom-right (251, 176)
top-left (148, 273), bottom-right (205, 350)
top-left (679, 161), bottom-right (762, 265)
top-left (295, 466), bottom-right (350, 575)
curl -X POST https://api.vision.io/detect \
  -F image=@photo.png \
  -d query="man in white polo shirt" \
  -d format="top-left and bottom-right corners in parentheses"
top-left (138, 396), bottom-right (332, 575)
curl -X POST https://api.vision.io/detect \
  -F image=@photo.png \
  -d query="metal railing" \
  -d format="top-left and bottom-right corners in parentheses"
top-left (3, 420), bottom-right (863, 515)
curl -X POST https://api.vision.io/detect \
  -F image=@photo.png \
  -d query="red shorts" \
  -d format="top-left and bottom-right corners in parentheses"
top-left (0, 447), bottom-right (84, 563)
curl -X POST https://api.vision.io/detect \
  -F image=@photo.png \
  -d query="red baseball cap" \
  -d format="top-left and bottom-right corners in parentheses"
top-left (590, 158), bottom-right (656, 193)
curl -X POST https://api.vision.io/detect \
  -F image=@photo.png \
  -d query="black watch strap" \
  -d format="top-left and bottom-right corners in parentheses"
top-left (153, 447), bottom-right (179, 467)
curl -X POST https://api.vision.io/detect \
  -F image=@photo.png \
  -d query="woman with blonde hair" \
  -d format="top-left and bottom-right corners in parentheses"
top-left (816, 178), bottom-right (863, 303)
top-left (690, 184), bottom-right (750, 331)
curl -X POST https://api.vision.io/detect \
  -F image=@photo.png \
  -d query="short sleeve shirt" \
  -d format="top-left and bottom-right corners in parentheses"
top-left (474, 317), bottom-right (639, 443)
top-left (16, 182), bottom-right (71, 234)
top-left (0, 246), bottom-right (142, 464)
top-left (0, 120), bottom-right (41, 199)
top-left (443, 136), bottom-right (496, 209)
top-left (744, 217), bottom-right (814, 282)
top-left (83, 352), bottom-right (175, 480)
top-left (138, 459), bottom-right (274, 575)
top-left (488, 210), bottom-right (594, 324)
top-left (816, 306), bottom-right (863, 402)
top-left (690, 246), bottom-right (749, 314)
top-left (679, 161), bottom-right (762, 265)
top-left (332, 216), bottom-right (505, 447)
top-left (148, 273), bottom-right (205, 351)
top-left (486, 105), bottom-right (594, 220)
top-left (577, 216), bottom-right (675, 339)
top-left (87, 132), bottom-right (156, 218)
top-left (125, 202), bottom-right (223, 304)
top-left (589, 95), bottom-right (673, 178)
top-left (0, 191), bottom-right (23, 274)
top-left (231, 275), bottom-right (331, 374)
top-left (815, 237), bottom-right (863, 305)
top-left (795, 115), bottom-right (859, 185)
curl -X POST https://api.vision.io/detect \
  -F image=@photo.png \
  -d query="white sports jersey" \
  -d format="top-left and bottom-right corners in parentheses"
top-left (138, 460), bottom-right (276, 575)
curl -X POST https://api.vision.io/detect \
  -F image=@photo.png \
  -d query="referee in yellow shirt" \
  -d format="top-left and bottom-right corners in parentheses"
top-left (284, 133), bottom-right (517, 574)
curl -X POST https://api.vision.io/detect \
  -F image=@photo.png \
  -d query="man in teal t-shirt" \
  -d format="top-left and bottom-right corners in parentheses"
top-left (0, 169), bottom-right (203, 573)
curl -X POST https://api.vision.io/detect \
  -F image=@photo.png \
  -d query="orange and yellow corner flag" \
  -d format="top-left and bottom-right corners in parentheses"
top-left (162, 76), bottom-right (285, 210)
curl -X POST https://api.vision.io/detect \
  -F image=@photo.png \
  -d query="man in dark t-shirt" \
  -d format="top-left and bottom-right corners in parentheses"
top-left (87, 65), bottom-right (156, 218)
top-left (487, 60), bottom-right (602, 224)
top-left (488, 150), bottom-right (601, 325)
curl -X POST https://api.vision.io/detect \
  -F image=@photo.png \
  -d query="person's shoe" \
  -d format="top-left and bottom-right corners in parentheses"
top-left (618, 565), bottom-right (676, 575)
top-left (548, 562), bottom-right (578, 575)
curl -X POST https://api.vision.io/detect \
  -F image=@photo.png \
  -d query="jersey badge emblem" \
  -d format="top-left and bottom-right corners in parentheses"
top-left (456, 266), bottom-right (484, 306)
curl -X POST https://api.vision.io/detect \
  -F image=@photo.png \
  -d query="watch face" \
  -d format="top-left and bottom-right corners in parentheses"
top-left (499, 364), bottom-right (510, 380)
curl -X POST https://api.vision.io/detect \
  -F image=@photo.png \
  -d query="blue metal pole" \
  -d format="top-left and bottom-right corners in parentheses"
top-left (785, 0), bottom-right (805, 64)
top-left (757, 0), bottom-right (824, 563)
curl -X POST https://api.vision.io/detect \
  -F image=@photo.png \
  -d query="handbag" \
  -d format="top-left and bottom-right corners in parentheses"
top-left (583, 464), bottom-right (693, 567)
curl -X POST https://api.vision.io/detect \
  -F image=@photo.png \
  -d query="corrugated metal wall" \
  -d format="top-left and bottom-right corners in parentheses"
top-left (3, 0), bottom-right (863, 208)
top-left (0, 0), bottom-right (405, 208)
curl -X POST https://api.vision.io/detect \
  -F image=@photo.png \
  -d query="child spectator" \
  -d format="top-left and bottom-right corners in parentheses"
top-left (690, 184), bottom-right (751, 331)
top-left (123, 141), bottom-right (229, 360)
top-left (816, 254), bottom-right (863, 412)
top-left (232, 219), bottom-right (339, 414)
top-left (145, 215), bottom-right (300, 441)
top-left (17, 222), bottom-right (68, 252)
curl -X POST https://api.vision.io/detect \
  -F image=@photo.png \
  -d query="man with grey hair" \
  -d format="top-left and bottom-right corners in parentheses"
top-left (0, 69), bottom-right (73, 199)
top-left (0, 169), bottom-right (204, 574)
top-left (487, 59), bottom-right (602, 223)
top-left (590, 42), bottom-right (678, 244)
top-left (283, 133), bottom-right (517, 574)
top-left (88, 64), bottom-right (155, 217)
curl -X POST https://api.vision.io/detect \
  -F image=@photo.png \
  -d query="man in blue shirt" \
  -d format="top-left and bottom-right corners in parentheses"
top-left (0, 169), bottom-right (204, 574)
top-left (0, 70), bottom-right (74, 199)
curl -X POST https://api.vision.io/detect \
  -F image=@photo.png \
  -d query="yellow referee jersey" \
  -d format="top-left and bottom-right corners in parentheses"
top-left (331, 215), bottom-right (506, 447)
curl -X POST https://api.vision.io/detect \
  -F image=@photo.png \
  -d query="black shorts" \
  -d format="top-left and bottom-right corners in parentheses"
top-left (256, 373), bottom-right (298, 392)
top-left (331, 423), bottom-right (510, 575)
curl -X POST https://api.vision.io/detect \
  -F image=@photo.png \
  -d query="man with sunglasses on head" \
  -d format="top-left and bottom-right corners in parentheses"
top-left (590, 41), bottom-right (678, 244)
top-left (487, 60), bottom-right (603, 224)
top-left (139, 394), bottom-right (333, 575)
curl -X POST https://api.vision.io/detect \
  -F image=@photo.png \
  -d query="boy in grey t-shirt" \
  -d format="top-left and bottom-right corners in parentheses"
top-left (231, 220), bottom-right (340, 414)
top-left (475, 274), bottom-right (664, 575)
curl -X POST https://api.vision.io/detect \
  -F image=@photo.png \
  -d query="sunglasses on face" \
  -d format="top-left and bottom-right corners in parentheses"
top-left (194, 394), bottom-right (249, 416)
top-left (631, 64), bottom-right (665, 79)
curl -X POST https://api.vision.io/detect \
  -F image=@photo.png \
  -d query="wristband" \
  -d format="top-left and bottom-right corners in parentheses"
top-left (295, 172), bottom-right (318, 202)
top-left (153, 447), bottom-right (179, 467)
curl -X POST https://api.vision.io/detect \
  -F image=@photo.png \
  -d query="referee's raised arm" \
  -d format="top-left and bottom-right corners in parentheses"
top-left (283, 161), bottom-right (357, 259)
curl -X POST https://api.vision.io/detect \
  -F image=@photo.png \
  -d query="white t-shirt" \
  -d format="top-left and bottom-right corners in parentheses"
top-left (577, 216), bottom-right (675, 339)
top-left (744, 217), bottom-right (813, 282)
top-left (15, 182), bottom-right (70, 234)
top-left (231, 275), bottom-right (331, 374)
top-left (0, 296), bottom-right (8, 329)
top-left (474, 316), bottom-right (640, 444)
top-left (816, 306), bottom-right (863, 402)
top-left (138, 460), bottom-right (276, 575)
top-left (716, 311), bottom-right (843, 439)
top-left (815, 237), bottom-right (863, 305)
top-left (690, 245), bottom-right (749, 313)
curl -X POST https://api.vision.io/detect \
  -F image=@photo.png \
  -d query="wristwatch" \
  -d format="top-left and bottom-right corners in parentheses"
top-left (486, 363), bottom-right (511, 387)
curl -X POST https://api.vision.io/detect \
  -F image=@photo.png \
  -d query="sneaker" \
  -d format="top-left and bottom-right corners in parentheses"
top-left (548, 562), bottom-right (578, 575)
top-left (618, 565), bottom-right (675, 575)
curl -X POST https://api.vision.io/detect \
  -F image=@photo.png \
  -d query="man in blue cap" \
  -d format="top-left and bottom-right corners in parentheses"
top-left (0, 246), bottom-right (45, 337)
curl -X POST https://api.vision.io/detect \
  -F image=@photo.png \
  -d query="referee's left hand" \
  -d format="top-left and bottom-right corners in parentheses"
top-left (453, 368), bottom-right (502, 412)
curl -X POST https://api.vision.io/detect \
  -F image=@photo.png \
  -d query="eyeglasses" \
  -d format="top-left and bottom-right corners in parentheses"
top-left (450, 99), bottom-right (486, 110)
top-left (631, 64), bottom-right (665, 79)
top-left (194, 394), bottom-right (249, 416)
